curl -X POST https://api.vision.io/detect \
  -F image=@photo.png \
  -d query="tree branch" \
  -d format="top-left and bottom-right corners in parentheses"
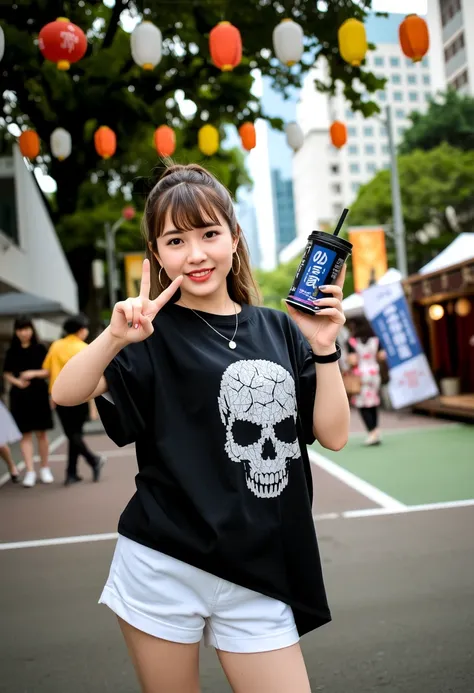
top-left (102, 0), bottom-right (131, 49)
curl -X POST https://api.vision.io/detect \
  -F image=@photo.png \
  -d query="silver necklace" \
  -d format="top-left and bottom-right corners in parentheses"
top-left (180, 300), bottom-right (239, 349)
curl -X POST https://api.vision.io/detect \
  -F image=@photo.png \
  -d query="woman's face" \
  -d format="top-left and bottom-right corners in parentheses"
top-left (16, 326), bottom-right (33, 345)
top-left (155, 209), bottom-right (237, 300)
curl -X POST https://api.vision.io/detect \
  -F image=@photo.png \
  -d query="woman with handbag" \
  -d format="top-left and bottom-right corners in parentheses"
top-left (347, 319), bottom-right (386, 446)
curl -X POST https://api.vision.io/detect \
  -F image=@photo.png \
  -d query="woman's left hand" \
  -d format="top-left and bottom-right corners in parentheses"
top-left (286, 265), bottom-right (346, 353)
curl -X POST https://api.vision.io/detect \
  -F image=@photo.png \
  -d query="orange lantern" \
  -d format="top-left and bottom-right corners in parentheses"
top-left (399, 14), bottom-right (429, 63)
top-left (94, 126), bottom-right (116, 159)
top-left (154, 125), bottom-right (176, 157)
top-left (38, 17), bottom-right (87, 71)
top-left (209, 21), bottom-right (242, 71)
top-left (19, 130), bottom-right (40, 159)
top-left (238, 122), bottom-right (256, 151)
top-left (330, 121), bottom-right (347, 149)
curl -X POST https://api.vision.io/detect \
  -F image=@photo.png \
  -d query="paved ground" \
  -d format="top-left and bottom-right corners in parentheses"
top-left (1, 410), bottom-right (473, 692)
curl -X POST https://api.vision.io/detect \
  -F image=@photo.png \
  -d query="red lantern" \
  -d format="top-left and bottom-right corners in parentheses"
top-left (94, 126), bottom-right (116, 159)
top-left (330, 121), bottom-right (347, 149)
top-left (38, 17), bottom-right (87, 71)
top-left (122, 206), bottom-right (135, 221)
top-left (209, 21), bottom-right (242, 71)
top-left (154, 125), bottom-right (176, 157)
top-left (399, 14), bottom-right (429, 63)
top-left (238, 122), bottom-right (256, 151)
top-left (19, 130), bottom-right (40, 159)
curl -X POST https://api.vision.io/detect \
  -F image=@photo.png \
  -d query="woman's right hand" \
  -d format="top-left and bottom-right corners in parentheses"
top-left (15, 377), bottom-right (31, 389)
top-left (109, 259), bottom-right (183, 344)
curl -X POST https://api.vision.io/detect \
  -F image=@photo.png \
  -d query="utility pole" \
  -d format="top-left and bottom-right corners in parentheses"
top-left (386, 105), bottom-right (408, 278)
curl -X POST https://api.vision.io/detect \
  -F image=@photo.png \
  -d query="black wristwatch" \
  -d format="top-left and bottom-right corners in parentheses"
top-left (310, 344), bottom-right (341, 364)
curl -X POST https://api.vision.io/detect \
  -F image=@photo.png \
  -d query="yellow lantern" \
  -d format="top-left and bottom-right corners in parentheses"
top-left (198, 124), bottom-right (219, 156)
top-left (338, 18), bottom-right (368, 67)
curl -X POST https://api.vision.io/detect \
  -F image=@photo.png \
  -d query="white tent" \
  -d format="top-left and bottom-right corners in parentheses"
top-left (419, 233), bottom-right (474, 275)
top-left (342, 268), bottom-right (403, 318)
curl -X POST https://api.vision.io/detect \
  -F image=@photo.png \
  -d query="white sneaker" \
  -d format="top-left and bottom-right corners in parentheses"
top-left (39, 467), bottom-right (54, 484)
top-left (22, 471), bottom-right (37, 488)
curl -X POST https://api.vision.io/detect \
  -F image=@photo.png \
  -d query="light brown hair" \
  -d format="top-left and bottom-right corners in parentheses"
top-left (143, 164), bottom-right (261, 304)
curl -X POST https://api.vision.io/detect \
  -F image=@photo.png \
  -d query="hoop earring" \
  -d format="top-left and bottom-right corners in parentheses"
top-left (158, 267), bottom-right (166, 288)
top-left (232, 253), bottom-right (241, 276)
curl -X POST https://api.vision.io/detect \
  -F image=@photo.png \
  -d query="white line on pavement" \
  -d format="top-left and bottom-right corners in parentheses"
top-left (313, 498), bottom-right (474, 521)
top-left (0, 434), bottom-right (66, 489)
top-left (0, 532), bottom-right (119, 551)
top-left (308, 449), bottom-right (407, 511)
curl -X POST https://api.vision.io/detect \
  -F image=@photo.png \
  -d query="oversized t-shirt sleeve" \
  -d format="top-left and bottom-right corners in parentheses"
top-left (95, 343), bottom-right (151, 447)
top-left (287, 317), bottom-right (316, 445)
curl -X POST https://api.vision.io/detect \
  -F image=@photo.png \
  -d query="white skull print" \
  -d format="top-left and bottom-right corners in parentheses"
top-left (218, 360), bottom-right (300, 499)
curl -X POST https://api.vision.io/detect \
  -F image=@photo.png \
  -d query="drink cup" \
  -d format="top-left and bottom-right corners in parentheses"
top-left (286, 230), bottom-right (352, 315)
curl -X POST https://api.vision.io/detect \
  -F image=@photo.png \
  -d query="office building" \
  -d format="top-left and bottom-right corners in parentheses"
top-left (427, 0), bottom-right (473, 95)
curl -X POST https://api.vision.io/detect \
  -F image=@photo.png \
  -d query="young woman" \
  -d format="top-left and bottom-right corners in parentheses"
top-left (347, 319), bottom-right (386, 446)
top-left (52, 164), bottom-right (350, 693)
top-left (3, 316), bottom-right (53, 487)
top-left (43, 315), bottom-right (105, 486)
top-left (0, 399), bottom-right (22, 482)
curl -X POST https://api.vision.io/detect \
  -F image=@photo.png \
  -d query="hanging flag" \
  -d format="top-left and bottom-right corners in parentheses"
top-left (348, 226), bottom-right (388, 293)
top-left (363, 280), bottom-right (438, 409)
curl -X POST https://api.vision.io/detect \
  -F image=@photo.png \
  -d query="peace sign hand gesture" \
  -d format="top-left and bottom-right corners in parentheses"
top-left (110, 259), bottom-right (183, 344)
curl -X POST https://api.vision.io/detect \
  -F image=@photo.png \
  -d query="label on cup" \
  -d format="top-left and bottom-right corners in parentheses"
top-left (292, 245), bottom-right (338, 306)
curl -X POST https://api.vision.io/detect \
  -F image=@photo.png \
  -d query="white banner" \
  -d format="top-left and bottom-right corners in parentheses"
top-left (362, 281), bottom-right (439, 409)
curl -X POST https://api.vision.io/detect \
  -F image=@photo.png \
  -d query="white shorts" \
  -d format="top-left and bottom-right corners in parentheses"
top-left (99, 535), bottom-right (299, 654)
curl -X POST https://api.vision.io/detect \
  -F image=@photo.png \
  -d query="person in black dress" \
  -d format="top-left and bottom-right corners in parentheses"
top-left (3, 316), bottom-right (54, 487)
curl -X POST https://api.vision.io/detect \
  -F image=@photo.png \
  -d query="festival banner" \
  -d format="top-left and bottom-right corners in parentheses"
top-left (123, 252), bottom-right (145, 298)
top-left (348, 226), bottom-right (388, 293)
top-left (363, 280), bottom-right (439, 409)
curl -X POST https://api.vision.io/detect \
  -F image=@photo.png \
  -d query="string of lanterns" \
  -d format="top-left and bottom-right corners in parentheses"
top-left (12, 12), bottom-right (429, 161)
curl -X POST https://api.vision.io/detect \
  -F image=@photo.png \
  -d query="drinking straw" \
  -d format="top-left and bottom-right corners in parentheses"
top-left (333, 208), bottom-right (349, 237)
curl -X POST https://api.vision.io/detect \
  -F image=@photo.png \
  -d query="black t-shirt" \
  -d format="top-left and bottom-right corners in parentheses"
top-left (96, 303), bottom-right (331, 636)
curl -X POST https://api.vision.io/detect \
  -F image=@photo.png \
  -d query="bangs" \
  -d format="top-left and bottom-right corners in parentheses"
top-left (155, 183), bottom-right (226, 237)
top-left (14, 317), bottom-right (33, 330)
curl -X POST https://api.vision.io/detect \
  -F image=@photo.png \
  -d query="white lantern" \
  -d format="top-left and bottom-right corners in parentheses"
top-left (131, 21), bottom-right (162, 70)
top-left (0, 26), bottom-right (4, 63)
top-left (50, 127), bottom-right (72, 161)
top-left (285, 122), bottom-right (304, 152)
top-left (272, 19), bottom-right (304, 66)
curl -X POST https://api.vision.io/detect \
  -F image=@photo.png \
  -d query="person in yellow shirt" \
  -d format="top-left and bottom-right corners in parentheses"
top-left (43, 315), bottom-right (105, 486)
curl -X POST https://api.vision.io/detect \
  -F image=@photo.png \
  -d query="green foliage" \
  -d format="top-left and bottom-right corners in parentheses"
top-left (349, 143), bottom-right (474, 271)
top-left (399, 90), bottom-right (474, 154)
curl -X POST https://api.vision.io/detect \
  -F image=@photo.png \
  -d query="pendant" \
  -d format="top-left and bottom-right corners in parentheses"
top-left (229, 340), bottom-right (237, 350)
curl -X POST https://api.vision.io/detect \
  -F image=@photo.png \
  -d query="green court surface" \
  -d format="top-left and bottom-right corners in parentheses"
top-left (313, 424), bottom-right (474, 506)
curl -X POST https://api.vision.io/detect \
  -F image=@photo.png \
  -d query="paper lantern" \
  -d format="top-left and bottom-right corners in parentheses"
top-left (198, 125), bottom-right (219, 156)
top-left (154, 125), bottom-right (176, 157)
top-left (330, 121), bottom-right (347, 149)
top-left (285, 122), bottom-right (304, 152)
top-left (19, 130), bottom-right (40, 159)
top-left (399, 14), bottom-right (430, 63)
top-left (454, 298), bottom-right (471, 317)
top-left (272, 19), bottom-right (304, 66)
top-left (38, 17), bottom-right (87, 70)
top-left (209, 22), bottom-right (242, 71)
top-left (122, 206), bottom-right (135, 221)
top-left (428, 304), bottom-right (444, 321)
top-left (94, 126), bottom-right (116, 159)
top-left (50, 127), bottom-right (72, 161)
top-left (238, 122), bottom-right (256, 151)
top-left (0, 26), bottom-right (5, 63)
top-left (131, 21), bottom-right (162, 70)
top-left (338, 18), bottom-right (368, 67)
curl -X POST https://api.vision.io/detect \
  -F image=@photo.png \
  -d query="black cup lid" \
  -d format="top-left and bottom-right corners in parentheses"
top-left (308, 230), bottom-right (353, 253)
